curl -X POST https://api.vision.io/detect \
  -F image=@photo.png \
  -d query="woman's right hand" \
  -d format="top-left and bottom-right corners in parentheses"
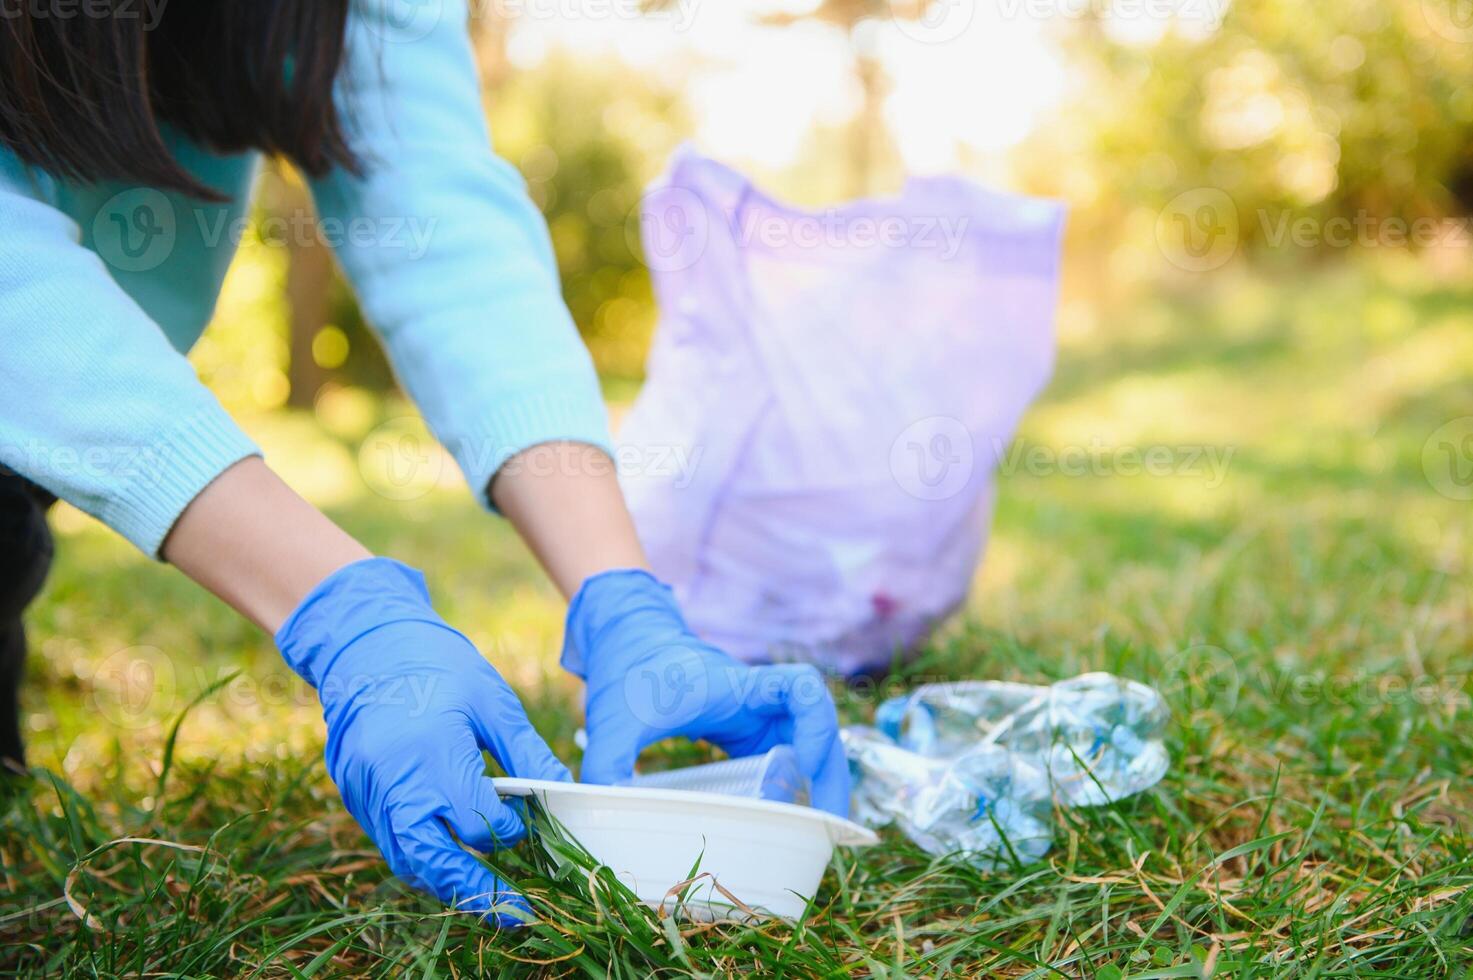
top-left (275, 557), bottom-right (570, 925)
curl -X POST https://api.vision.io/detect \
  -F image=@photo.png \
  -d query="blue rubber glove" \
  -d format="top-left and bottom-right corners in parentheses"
top-left (276, 558), bottom-right (569, 925)
top-left (562, 569), bottom-right (850, 816)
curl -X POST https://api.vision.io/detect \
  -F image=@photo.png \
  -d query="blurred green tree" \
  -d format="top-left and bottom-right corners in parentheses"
top-left (485, 49), bottom-right (687, 387)
top-left (1018, 0), bottom-right (1473, 269)
top-left (648, 0), bottom-right (945, 195)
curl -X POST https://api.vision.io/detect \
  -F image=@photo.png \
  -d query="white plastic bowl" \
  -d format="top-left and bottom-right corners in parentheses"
top-left (494, 778), bottom-right (878, 920)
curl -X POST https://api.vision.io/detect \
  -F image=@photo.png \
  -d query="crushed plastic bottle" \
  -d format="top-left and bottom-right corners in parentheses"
top-left (875, 679), bottom-right (1042, 756)
top-left (877, 672), bottom-right (1171, 806)
top-left (844, 727), bottom-right (1053, 867)
top-left (847, 672), bottom-right (1170, 865)
top-left (985, 673), bottom-right (1170, 807)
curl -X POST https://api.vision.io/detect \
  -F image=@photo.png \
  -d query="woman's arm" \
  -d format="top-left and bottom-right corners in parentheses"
top-left (161, 457), bottom-right (369, 632)
top-left (307, 0), bottom-right (650, 602)
top-left (488, 442), bottom-right (647, 599)
top-left (310, 0), bottom-right (613, 513)
top-left (308, 2), bottom-right (649, 598)
top-left (164, 457), bottom-right (568, 922)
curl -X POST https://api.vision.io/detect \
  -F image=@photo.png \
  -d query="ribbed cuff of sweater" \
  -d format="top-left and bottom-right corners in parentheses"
top-left (102, 405), bottom-right (262, 559)
top-left (444, 385), bottom-right (615, 509)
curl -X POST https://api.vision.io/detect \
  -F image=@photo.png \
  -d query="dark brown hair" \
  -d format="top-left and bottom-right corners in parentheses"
top-left (0, 0), bottom-right (359, 201)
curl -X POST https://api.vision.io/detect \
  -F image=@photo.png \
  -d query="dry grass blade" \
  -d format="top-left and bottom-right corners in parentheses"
top-left (63, 837), bottom-right (215, 932)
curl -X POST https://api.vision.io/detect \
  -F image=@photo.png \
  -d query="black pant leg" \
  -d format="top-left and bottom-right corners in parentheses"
top-left (0, 619), bottom-right (27, 769)
top-left (0, 469), bottom-right (55, 770)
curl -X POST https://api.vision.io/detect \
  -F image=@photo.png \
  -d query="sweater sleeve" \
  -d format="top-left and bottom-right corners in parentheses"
top-left (309, 0), bottom-right (614, 506)
top-left (0, 178), bottom-right (260, 557)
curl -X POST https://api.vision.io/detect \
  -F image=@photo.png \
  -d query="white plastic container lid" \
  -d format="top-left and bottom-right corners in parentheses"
top-left (494, 778), bottom-right (878, 921)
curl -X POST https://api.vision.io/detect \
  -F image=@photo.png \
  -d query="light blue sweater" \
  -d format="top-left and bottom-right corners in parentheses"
top-left (0, 0), bottom-right (613, 556)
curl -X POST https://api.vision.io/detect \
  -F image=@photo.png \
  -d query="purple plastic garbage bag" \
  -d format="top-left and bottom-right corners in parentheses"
top-left (619, 148), bottom-right (1065, 675)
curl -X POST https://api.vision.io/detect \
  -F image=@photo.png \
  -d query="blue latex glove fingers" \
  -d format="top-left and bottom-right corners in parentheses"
top-left (276, 559), bottom-right (575, 919)
top-left (579, 655), bottom-right (853, 816)
top-left (811, 734), bottom-right (852, 817)
top-left (577, 720), bottom-right (644, 788)
top-left (466, 680), bottom-right (574, 785)
top-left (732, 664), bottom-right (850, 817)
top-left (564, 570), bottom-right (855, 815)
top-left (441, 730), bottom-right (529, 852)
top-left (578, 645), bottom-right (714, 786)
top-left (392, 814), bottom-right (533, 927)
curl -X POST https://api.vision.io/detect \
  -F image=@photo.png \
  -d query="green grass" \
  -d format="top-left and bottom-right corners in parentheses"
top-left (3, 255), bottom-right (1472, 976)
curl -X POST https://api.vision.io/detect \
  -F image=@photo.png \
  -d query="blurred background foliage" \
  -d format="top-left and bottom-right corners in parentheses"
top-left (1023, 0), bottom-right (1473, 299)
top-left (189, 0), bottom-right (1473, 419)
top-left (485, 49), bottom-right (687, 387)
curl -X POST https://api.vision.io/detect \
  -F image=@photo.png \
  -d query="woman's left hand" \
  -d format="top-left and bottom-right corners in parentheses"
top-left (561, 570), bottom-right (850, 816)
